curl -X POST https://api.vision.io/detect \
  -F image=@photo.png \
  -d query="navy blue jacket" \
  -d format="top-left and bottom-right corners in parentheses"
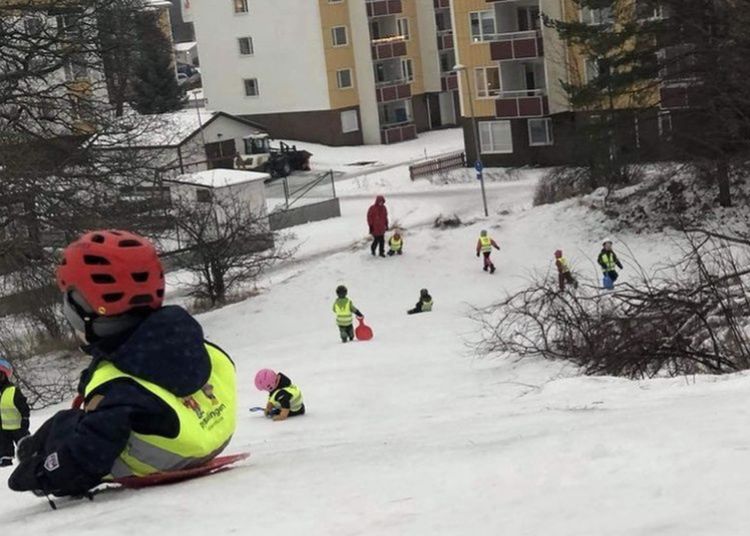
top-left (9, 306), bottom-right (215, 497)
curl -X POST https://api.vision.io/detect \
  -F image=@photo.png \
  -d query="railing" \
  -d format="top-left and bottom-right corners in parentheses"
top-left (409, 152), bottom-right (466, 181)
top-left (372, 35), bottom-right (406, 45)
top-left (375, 77), bottom-right (407, 88)
top-left (496, 88), bottom-right (546, 98)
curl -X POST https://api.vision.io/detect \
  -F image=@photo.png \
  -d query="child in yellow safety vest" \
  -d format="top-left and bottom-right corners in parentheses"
top-left (333, 285), bottom-right (364, 343)
top-left (254, 369), bottom-right (305, 421)
top-left (407, 289), bottom-right (433, 315)
top-left (476, 230), bottom-right (500, 274)
top-left (0, 359), bottom-right (30, 467)
top-left (387, 231), bottom-right (403, 256)
top-left (554, 250), bottom-right (579, 292)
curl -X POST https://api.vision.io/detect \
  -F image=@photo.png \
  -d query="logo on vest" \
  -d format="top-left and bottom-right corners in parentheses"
top-left (201, 383), bottom-right (219, 405)
top-left (182, 396), bottom-right (204, 419)
top-left (200, 403), bottom-right (227, 430)
top-left (44, 452), bottom-right (60, 472)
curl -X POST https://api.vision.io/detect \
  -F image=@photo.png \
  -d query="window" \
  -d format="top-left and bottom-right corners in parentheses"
top-left (331, 26), bottom-right (348, 47)
top-left (336, 69), bottom-right (353, 89)
top-left (341, 110), bottom-right (359, 133)
top-left (584, 58), bottom-right (599, 83)
top-left (370, 20), bottom-right (381, 40)
top-left (636, 1), bottom-right (663, 20)
top-left (196, 188), bottom-right (213, 203)
top-left (397, 18), bottom-right (410, 40)
top-left (238, 37), bottom-right (254, 55)
top-left (581, 7), bottom-right (613, 25)
top-left (479, 121), bottom-right (513, 154)
top-left (528, 118), bottom-right (553, 146)
top-left (659, 44), bottom-right (696, 81)
top-left (658, 111), bottom-right (672, 140)
top-left (439, 50), bottom-right (455, 73)
top-left (233, 0), bottom-right (248, 14)
top-left (64, 55), bottom-right (88, 81)
top-left (475, 66), bottom-right (501, 98)
top-left (401, 59), bottom-right (413, 82)
top-left (469, 11), bottom-right (496, 42)
top-left (435, 11), bottom-right (451, 32)
top-left (243, 78), bottom-right (259, 96)
top-left (517, 7), bottom-right (540, 31)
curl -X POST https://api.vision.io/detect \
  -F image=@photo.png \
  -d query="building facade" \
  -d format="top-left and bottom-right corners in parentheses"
top-left (186, 0), bottom-right (460, 145)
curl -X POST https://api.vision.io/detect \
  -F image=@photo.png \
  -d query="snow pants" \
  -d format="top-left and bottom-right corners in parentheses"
top-left (339, 325), bottom-right (354, 342)
top-left (482, 252), bottom-right (495, 270)
top-left (371, 235), bottom-right (385, 256)
top-left (558, 272), bottom-right (578, 291)
top-left (0, 429), bottom-right (28, 463)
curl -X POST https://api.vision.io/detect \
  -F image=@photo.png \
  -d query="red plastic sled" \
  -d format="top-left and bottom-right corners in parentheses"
top-left (113, 452), bottom-right (250, 489)
top-left (355, 317), bottom-right (373, 341)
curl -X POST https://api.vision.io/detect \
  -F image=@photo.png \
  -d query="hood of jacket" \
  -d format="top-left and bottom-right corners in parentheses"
top-left (85, 306), bottom-right (210, 397)
top-left (375, 195), bottom-right (385, 205)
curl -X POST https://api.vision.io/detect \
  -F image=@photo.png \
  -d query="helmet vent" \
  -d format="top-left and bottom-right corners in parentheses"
top-left (118, 239), bottom-right (141, 248)
top-left (84, 255), bottom-right (111, 265)
top-left (102, 292), bottom-right (124, 303)
top-left (91, 234), bottom-right (105, 244)
top-left (129, 294), bottom-right (153, 305)
top-left (91, 274), bottom-right (116, 284)
top-left (131, 272), bottom-right (149, 283)
top-left (156, 289), bottom-right (164, 297)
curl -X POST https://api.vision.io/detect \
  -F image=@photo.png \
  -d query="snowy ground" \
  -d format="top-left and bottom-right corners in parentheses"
top-left (3, 147), bottom-right (750, 534)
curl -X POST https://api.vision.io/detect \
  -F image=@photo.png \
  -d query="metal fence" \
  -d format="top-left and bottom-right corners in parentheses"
top-left (266, 170), bottom-right (341, 230)
top-left (409, 152), bottom-right (466, 181)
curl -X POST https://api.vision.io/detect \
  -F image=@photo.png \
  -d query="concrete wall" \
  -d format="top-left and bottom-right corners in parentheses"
top-left (269, 198), bottom-right (341, 230)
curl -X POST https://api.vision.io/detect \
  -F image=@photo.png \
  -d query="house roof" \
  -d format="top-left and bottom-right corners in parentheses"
top-left (168, 169), bottom-right (270, 189)
top-left (175, 41), bottom-right (198, 52)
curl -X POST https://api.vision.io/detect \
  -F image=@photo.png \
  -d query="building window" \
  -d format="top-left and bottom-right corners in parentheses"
top-left (581, 7), bottom-right (613, 25)
top-left (234, 0), bottom-right (248, 14)
top-left (479, 120), bottom-right (513, 154)
top-left (584, 58), bottom-right (599, 83)
top-left (243, 78), bottom-right (259, 96)
top-left (336, 69), bottom-right (353, 89)
top-left (64, 55), bottom-right (89, 81)
top-left (331, 26), bottom-right (348, 47)
top-left (636, 1), bottom-right (663, 20)
top-left (341, 109), bottom-right (359, 133)
top-left (469, 11), bottom-right (496, 42)
top-left (238, 37), bottom-right (254, 55)
top-left (528, 118), bottom-right (553, 146)
top-left (439, 50), bottom-right (456, 73)
top-left (658, 111), bottom-right (672, 140)
top-left (397, 18), bottom-right (410, 40)
top-left (475, 66), bottom-right (501, 98)
top-left (435, 11), bottom-right (451, 32)
top-left (196, 189), bottom-right (213, 203)
top-left (401, 58), bottom-right (413, 82)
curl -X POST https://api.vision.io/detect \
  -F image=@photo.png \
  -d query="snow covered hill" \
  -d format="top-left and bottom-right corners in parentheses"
top-left (2, 173), bottom-right (750, 536)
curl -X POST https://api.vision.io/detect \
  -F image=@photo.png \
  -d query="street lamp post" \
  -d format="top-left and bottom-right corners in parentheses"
top-left (454, 63), bottom-right (489, 217)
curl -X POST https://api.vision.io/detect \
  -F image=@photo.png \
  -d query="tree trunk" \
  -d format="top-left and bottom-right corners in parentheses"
top-left (716, 160), bottom-right (731, 207)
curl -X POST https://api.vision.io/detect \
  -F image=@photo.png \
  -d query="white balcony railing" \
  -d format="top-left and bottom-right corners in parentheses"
top-left (496, 88), bottom-right (546, 99)
top-left (474, 29), bottom-right (539, 43)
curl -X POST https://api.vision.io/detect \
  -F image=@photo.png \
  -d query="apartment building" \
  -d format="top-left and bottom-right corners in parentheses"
top-left (185, 0), bottom-right (460, 145)
top-left (451, 0), bottom-right (687, 167)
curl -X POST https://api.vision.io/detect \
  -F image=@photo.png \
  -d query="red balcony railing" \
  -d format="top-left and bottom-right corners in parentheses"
top-left (441, 72), bottom-right (458, 92)
top-left (495, 90), bottom-right (548, 118)
top-left (434, 0), bottom-right (450, 8)
top-left (371, 36), bottom-right (408, 60)
top-left (376, 81), bottom-right (411, 103)
top-left (381, 123), bottom-right (417, 144)
top-left (366, 0), bottom-right (402, 17)
top-left (437, 31), bottom-right (453, 50)
top-left (489, 30), bottom-right (543, 61)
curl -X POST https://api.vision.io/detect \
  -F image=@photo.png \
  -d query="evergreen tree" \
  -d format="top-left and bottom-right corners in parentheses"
top-left (130, 12), bottom-right (185, 115)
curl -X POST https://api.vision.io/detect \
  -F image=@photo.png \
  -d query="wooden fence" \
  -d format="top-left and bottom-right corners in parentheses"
top-left (408, 152), bottom-right (466, 181)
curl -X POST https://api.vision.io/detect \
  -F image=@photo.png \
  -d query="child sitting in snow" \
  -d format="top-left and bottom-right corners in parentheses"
top-left (333, 285), bottom-right (364, 343)
top-left (554, 250), bottom-right (578, 292)
top-left (254, 369), bottom-right (305, 421)
top-left (407, 289), bottom-right (433, 315)
top-left (387, 231), bottom-right (403, 256)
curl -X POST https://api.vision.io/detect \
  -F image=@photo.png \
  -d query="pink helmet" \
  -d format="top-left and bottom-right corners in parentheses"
top-left (254, 368), bottom-right (277, 391)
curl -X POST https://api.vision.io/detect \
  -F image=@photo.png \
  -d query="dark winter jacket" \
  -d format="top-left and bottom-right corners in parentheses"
top-left (407, 293), bottom-right (433, 315)
top-left (8, 306), bottom-right (221, 497)
top-left (0, 376), bottom-right (30, 434)
top-left (597, 249), bottom-right (623, 273)
top-left (367, 195), bottom-right (389, 236)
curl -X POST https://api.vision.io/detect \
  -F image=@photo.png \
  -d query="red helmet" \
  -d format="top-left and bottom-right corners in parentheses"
top-left (56, 230), bottom-right (164, 317)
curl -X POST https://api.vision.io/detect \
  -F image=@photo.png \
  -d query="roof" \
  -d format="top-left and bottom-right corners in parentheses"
top-left (175, 41), bottom-right (198, 52)
top-left (95, 109), bottom-right (265, 149)
top-left (169, 169), bottom-right (270, 189)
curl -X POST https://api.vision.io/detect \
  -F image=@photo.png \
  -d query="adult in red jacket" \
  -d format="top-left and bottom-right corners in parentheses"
top-left (367, 195), bottom-right (389, 257)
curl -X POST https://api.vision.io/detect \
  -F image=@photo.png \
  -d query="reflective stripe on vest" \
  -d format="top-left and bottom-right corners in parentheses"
top-left (334, 299), bottom-right (353, 327)
top-left (84, 343), bottom-right (237, 478)
top-left (389, 237), bottom-right (402, 251)
top-left (558, 257), bottom-right (571, 273)
top-left (479, 236), bottom-right (492, 252)
top-left (601, 252), bottom-right (617, 272)
top-left (422, 299), bottom-right (433, 312)
top-left (0, 386), bottom-right (22, 431)
top-left (269, 384), bottom-right (304, 412)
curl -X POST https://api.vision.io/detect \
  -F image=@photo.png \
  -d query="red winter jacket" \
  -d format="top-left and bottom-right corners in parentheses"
top-left (367, 195), bottom-right (389, 236)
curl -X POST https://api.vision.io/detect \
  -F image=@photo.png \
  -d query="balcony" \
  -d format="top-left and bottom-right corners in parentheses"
top-left (489, 30), bottom-right (543, 61)
top-left (371, 36), bottom-right (407, 60)
top-left (375, 79), bottom-right (411, 103)
top-left (434, 0), bottom-right (450, 8)
top-left (441, 72), bottom-right (458, 92)
top-left (381, 123), bottom-right (417, 144)
top-left (495, 89), bottom-right (548, 118)
top-left (366, 0), bottom-right (402, 17)
top-left (437, 30), bottom-right (453, 50)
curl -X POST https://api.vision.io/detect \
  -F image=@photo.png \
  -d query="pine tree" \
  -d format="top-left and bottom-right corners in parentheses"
top-left (130, 12), bottom-right (185, 115)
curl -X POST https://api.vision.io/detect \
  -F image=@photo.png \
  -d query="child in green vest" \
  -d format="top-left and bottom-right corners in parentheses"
top-left (0, 359), bottom-right (30, 467)
top-left (254, 369), bottom-right (305, 422)
top-left (333, 285), bottom-right (364, 343)
top-left (387, 231), bottom-right (403, 256)
top-left (407, 289), bottom-right (433, 315)
top-left (476, 230), bottom-right (500, 274)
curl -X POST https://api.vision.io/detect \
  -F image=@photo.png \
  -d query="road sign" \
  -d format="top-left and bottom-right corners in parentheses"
top-left (474, 160), bottom-right (483, 173)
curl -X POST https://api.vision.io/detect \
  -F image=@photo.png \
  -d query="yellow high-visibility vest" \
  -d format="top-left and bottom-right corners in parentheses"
top-left (84, 343), bottom-right (237, 478)
top-left (0, 386), bottom-right (22, 431)
top-left (479, 236), bottom-right (493, 253)
top-left (333, 299), bottom-right (353, 327)
top-left (600, 252), bottom-right (617, 272)
top-left (558, 257), bottom-right (571, 273)
top-left (389, 236), bottom-right (403, 251)
top-left (421, 299), bottom-right (433, 312)
top-left (269, 384), bottom-right (304, 412)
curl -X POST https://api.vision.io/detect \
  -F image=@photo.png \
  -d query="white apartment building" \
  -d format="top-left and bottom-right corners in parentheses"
top-left (184, 0), bottom-right (460, 145)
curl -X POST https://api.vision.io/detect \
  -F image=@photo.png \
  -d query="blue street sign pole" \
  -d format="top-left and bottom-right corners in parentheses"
top-left (456, 63), bottom-right (489, 217)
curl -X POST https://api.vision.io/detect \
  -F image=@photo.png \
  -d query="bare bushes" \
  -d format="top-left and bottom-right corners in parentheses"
top-left (473, 231), bottom-right (750, 378)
